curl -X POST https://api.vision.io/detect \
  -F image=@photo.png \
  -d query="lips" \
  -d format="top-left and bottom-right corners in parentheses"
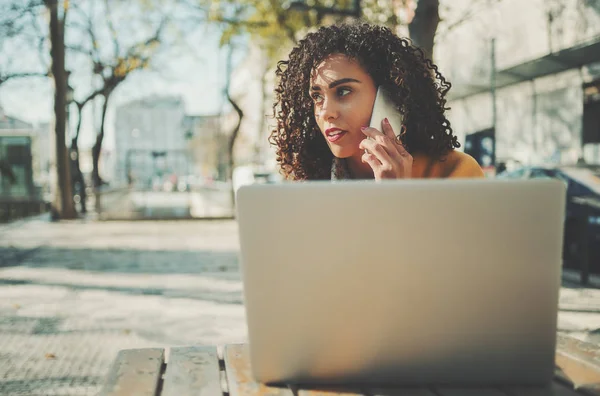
top-left (325, 128), bottom-right (346, 143)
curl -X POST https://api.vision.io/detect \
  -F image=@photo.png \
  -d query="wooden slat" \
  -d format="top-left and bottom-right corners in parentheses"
top-left (432, 388), bottom-right (509, 396)
top-left (556, 366), bottom-right (575, 386)
top-left (224, 344), bottom-right (294, 396)
top-left (503, 382), bottom-right (584, 396)
top-left (573, 386), bottom-right (600, 395)
top-left (556, 334), bottom-right (600, 391)
top-left (553, 367), bottom-right (599, 395)
top-left (296, 386), bottom-right (364, 396)
top-left (367, 387), bottom-right (438, 396)
top-left (99, 348), bottom-right (165, 396)
top-left (161, 346), bottom-right (223, 396)
top-left (555, 366), bottom-right (600, 396)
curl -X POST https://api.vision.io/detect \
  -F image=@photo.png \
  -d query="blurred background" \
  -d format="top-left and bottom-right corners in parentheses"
top-left (1, 0), bottom-right (600, 395)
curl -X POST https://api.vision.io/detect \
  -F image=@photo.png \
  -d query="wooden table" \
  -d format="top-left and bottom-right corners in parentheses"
top-left (99, 334), bottom-right (600, 396)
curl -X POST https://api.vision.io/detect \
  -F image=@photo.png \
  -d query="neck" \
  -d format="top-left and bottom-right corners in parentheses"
top-left (345, 153), bottom-right (374, 179)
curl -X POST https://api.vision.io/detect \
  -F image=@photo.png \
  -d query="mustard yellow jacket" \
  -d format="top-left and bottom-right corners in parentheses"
top-left (411, 150), bottom-right (484, 179)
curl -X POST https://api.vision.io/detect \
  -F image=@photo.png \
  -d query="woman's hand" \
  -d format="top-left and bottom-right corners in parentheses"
top-left (359, 118), bottom-right (413, 180)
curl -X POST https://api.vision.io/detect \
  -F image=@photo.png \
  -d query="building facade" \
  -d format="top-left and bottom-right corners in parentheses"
top-left (434, 0), bottom-right (600, 172)
top-left (184, 114), bottom-right (230, 181)
top-left (113, 96), bottom-right (189, 187)
top-left (0, 107), bottom-right (40, 198)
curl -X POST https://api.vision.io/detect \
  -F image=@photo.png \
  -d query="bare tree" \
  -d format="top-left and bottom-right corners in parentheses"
top-left (46, 0), bottom-right (77, 219)
top-left (0, 1), bottom-right (49, 86)
top-left (0, 0), bottom-right (76, 219)
top-left (66, 0), bottom-right (166, 187)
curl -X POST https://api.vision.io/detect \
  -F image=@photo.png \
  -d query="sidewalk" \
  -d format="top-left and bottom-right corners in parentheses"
top-left (0, 216), bottom-right (599, 395)
top-left (0, 216), bottom-right (246, 396)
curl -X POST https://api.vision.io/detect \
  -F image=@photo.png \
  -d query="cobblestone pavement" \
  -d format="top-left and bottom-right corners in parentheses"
top-left (0, 215), bottom-right (599, 395)
top-left (0, 216), bottom-right (246, 395)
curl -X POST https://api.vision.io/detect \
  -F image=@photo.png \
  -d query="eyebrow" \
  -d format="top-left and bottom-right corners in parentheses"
top-left (310, 78), bottom-right (361, 91)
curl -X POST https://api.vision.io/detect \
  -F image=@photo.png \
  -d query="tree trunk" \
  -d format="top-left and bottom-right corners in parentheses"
top-left (68, 102), bottom-right (87, 213)
top-left (223, 44), bottom-right (244, 210)
top-left (92, 93), bottom-right (110, 188)
top-left (408, 0), bottom-right (440, 60)
top-left (74, 102), bottom-right (85, 143)
top-left (227, 93), bottom-right (243, 209)
top-left (47, 0), bottom-right (76, 219)
top-left (69, 138), bottom-right (87, 214)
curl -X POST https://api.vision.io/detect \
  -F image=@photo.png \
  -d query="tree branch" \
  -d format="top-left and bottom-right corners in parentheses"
top-left (0, 72), bottom-right (48, 86)
top-left (72, 87), bottom-right (103, 143)
top-left (270, 0), bottom-right (298, 44)
top-left (66, 44), bottom-right (94, 57)
top-left (213, 16), bottom-right (269, 28)
top-left (104, 0), bottom-right (120, 60)
top-left (29, 7), bottom-right (50, 70)
top-left (81, 1), bottom-right (103, 70)
top-left (61, 0), bottom-right (69, 30)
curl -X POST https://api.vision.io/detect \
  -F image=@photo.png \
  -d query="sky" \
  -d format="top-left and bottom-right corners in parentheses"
top-left (0, 2), bottom-right (245, 152)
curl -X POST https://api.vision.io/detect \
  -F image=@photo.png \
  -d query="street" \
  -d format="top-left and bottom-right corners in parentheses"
top-left (0, 216), bottom-right (599, 395)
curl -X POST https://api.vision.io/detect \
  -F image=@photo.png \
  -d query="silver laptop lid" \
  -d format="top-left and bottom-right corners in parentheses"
top-left (236, 179), bottom-right (566, 386)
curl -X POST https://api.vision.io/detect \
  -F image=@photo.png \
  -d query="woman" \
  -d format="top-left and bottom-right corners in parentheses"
top-left (269, 23), bottom-right (484, 181)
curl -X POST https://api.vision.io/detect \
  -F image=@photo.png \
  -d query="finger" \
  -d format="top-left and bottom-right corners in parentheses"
top-left (361, 151), bottom-right (382, 169)
top-left (360, 127), bottom-right (396, 153)
top-left (396, 139), bottom-right (411, 158)
top-left (359, 138), bottom-right (395, 164)
top-left (360, 132), bottom-right (403, 163)
top-left (360, 126), bottom-right (385, 139)
top-left (380, 118), bottom-right (397, 142)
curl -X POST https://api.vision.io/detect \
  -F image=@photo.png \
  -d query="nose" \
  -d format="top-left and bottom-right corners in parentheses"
top-left (318, 97), bottom-right (339, 122)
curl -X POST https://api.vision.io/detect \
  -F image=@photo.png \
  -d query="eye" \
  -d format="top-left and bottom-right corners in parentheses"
top-left (337, 87), bottom-right (351, 97)
top-left (310, 92), bottom-right (323, 103)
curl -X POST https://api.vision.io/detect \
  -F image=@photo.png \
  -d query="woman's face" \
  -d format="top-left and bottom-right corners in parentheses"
top-left (309, 54), bottom-right (377, 159)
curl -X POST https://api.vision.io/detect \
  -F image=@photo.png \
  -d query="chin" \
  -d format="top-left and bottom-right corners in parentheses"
top-left (330, 147), bottom-right (357, 159)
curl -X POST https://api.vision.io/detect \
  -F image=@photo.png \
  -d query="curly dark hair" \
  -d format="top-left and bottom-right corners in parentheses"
top-left (269, 22), bottom-right (460, 180)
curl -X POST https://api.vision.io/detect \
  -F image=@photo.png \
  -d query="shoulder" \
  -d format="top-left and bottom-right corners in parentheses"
top-left (442, 150), bottom-right (485, 178)
top-left (412, 150), bottom-right (484, 178)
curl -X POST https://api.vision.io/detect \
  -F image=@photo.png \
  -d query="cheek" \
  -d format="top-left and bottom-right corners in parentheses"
top-left (345, 107), bottom-right (371, 132)
top-left (344, 98), bottom-right (372, 126)
top-left (356, 93), bottom-right (376, 126)
top-left (314, 109), bottom-right (325, 130)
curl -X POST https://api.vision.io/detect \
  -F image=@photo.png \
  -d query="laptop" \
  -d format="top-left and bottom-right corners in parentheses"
top-left (235, 179), bottom-right (566, 386)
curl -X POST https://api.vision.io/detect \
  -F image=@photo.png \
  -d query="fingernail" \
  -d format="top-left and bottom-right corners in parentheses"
top-left (384, 118), bottom-right (389, 124)
top-left (361, 126), bottom-right (367, 130)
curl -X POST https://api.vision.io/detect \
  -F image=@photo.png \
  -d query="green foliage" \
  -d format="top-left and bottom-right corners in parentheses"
top-left (205, 0), bottom-right (411, 65)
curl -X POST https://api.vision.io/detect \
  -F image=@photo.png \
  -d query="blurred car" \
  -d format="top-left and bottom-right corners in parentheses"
top-left (497, 164), bottom-right (600, 273)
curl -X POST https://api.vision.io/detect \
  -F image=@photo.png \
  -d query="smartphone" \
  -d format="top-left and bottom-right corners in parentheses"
top-left (369, 86), bottom-right (404, 138)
